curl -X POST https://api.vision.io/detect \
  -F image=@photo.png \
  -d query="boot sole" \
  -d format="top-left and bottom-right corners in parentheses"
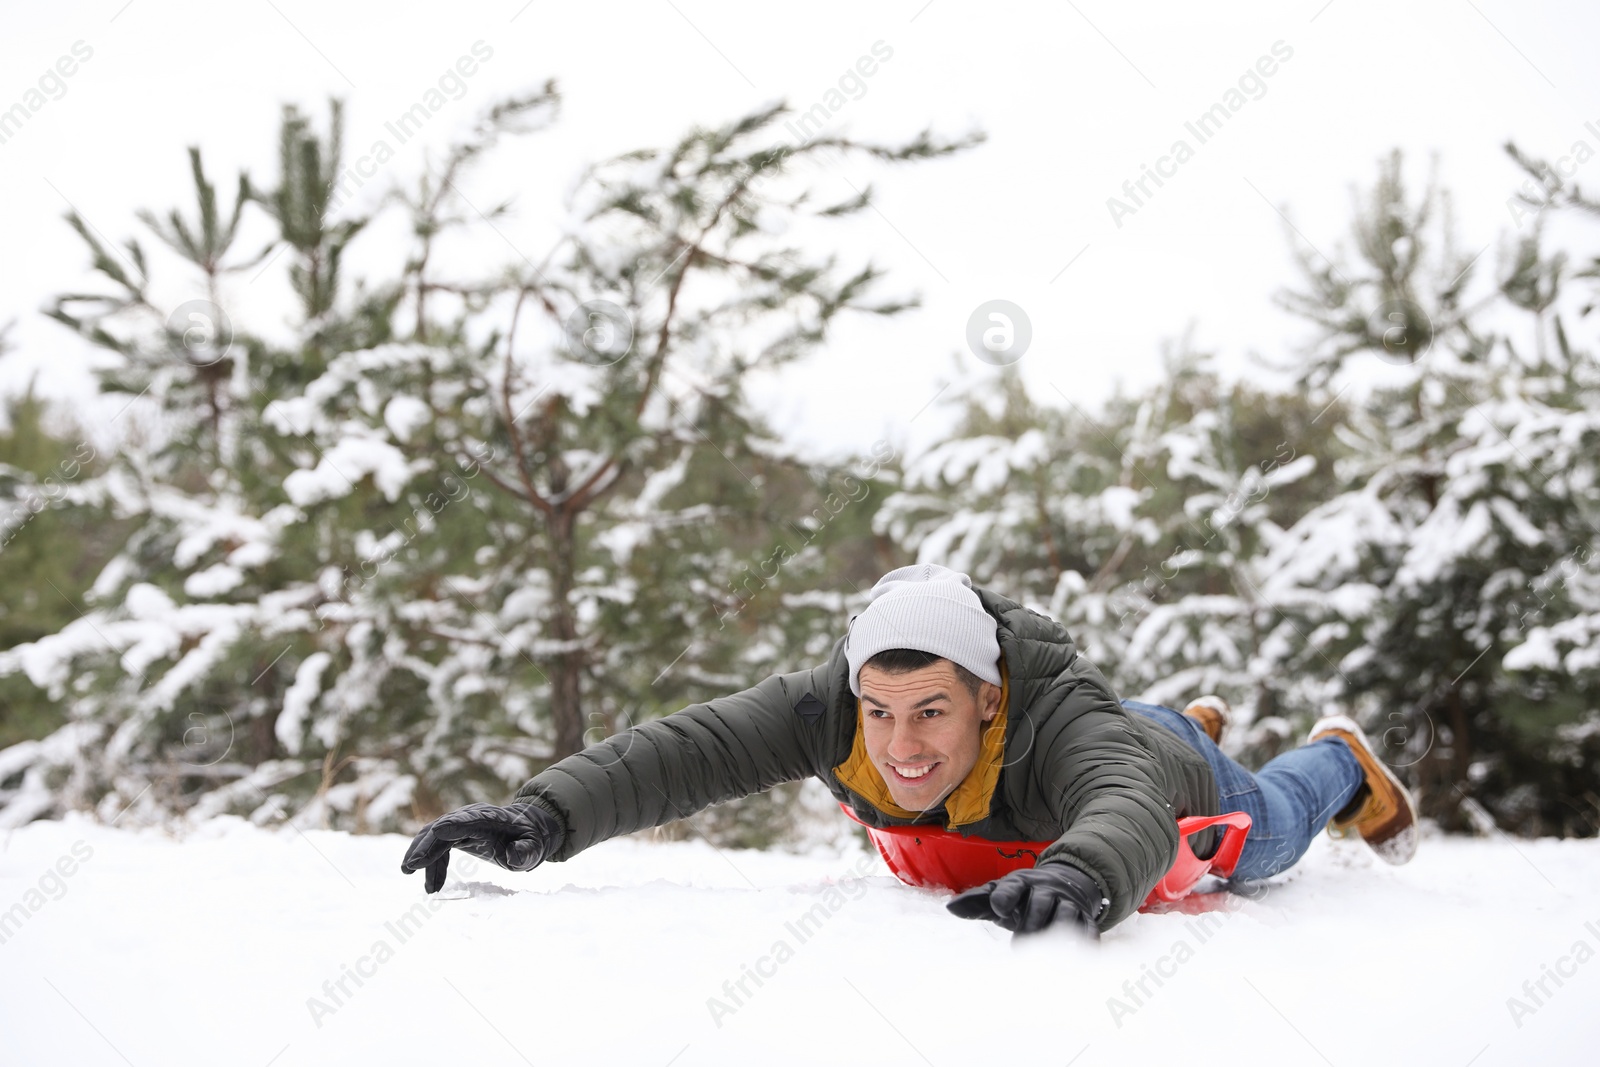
top-left (1308, 715), bottom-right (1419, 865)
top-left (1183, 696), bottom-right (1231, 745)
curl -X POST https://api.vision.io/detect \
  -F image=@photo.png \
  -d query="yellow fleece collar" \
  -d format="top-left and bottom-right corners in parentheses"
top-left (832, 658), bottom-right (1009, 829)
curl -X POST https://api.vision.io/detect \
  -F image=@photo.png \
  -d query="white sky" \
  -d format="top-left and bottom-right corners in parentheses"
top-left (2, 0), bottom-right (1598, 463)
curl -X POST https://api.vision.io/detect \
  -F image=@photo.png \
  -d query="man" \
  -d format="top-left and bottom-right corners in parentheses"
top-left (402, 564), bottom-right (1417, 935)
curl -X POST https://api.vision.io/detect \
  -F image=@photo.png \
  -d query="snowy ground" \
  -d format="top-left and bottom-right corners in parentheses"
top-left (2, 813), bottom-right (1597, 1067)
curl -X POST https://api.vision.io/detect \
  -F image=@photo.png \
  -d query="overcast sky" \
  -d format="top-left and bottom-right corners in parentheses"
top-left (3, 1), bottom-right (1598, 461)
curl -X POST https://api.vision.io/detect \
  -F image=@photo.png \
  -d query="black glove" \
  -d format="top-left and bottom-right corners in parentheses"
top-left (946, 861), bottom-right (1108, 938)
top-left (400, 801), bottom-right (565, 893)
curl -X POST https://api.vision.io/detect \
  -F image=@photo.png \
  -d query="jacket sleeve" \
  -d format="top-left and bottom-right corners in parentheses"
top-left (1032, 682), bottom-right (1180, 931)
top-left (506, 661), bottom-right (834, 860)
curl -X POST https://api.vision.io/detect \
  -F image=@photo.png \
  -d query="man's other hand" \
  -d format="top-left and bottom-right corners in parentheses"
top-left (946, 861), bottom-right (1107, 938)
top-left (400, 802), bottom-right (564, 893)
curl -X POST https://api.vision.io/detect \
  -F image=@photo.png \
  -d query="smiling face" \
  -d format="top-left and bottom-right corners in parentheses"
top-left (858, 658), bottom-right (1002, 813)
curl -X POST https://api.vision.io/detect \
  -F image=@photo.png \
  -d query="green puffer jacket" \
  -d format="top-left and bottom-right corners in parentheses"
top-left (507, 583), bottom-right (1219, 930)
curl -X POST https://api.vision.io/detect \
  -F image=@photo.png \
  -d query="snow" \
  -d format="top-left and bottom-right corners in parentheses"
top-left (904, 436), bottom-right (1018, 493)
top-left (382, 396), bottom-right (432, 443)
top-left (1504, 630), bottom-right (1562, 672)
top-left (282, 434), bottom-right (417, 507)
top-left (277, 653), bottom-right (332, 757)
top-left (2, 814), bottom-right (1596, 1066)
top-left (1097, 485), bottom-right (1144, 532)
top-left (183, 563), bottom-right (244, 598)
top-left (1489, 495), bottom-right (1546, 547)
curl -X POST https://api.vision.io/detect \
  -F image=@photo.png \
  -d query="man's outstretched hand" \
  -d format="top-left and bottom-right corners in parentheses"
top-left (946, 861), bottom-right (1108, 938)
top-left (401, 801), bottom-right (565, 893)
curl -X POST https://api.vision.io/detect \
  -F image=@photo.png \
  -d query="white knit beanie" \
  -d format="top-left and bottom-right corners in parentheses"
top-left (845, 564), bottom-right (1002, 697)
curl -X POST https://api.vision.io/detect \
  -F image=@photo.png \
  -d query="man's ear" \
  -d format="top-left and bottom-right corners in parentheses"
top-left (979, 681), bottom-right (1002, 722)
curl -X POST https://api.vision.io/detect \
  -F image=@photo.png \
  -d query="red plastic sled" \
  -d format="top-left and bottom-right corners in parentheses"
top-left (838, 803), bottom-right (1251, 912)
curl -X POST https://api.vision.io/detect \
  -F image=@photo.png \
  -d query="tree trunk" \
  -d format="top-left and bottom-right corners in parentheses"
top-left (546, 506), bottom-right (586, 758)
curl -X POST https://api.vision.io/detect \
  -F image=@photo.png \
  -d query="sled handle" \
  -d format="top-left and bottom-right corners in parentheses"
top-left (1145, 811), bottom-right (1254, 905)
top-left (1176, 811), bottom-right (1252, 880)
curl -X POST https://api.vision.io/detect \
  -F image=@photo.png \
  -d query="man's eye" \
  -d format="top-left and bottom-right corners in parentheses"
top-left (921, 708), bottom-right (942, 718)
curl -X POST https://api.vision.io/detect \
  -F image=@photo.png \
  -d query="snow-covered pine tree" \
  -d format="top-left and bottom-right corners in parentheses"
top-left (0, 365), bottom-right (127, 752)
top-left (1264, 148), bottom-right (1600, 833)
top-left (0, 89), bottom-right (974, 833)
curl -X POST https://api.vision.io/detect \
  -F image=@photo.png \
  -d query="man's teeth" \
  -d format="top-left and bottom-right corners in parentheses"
top-left (897, 764), bottom-right (933, 778)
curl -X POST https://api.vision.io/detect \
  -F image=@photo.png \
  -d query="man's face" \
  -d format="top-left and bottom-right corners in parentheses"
top-left (858, 659), bottom-right (1001, 813)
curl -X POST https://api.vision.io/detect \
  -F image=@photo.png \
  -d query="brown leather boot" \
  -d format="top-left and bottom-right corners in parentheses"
top-left (1308, 715), bottom-right (1419, 865)
top-left (1182, 695), bottom-right (1230, 745)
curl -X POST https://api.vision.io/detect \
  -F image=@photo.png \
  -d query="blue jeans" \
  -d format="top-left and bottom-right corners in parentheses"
top-left (1122, 700), bottom-right (1365, 881)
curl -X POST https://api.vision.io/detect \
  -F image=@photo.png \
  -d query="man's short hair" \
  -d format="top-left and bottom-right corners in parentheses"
top-left (860, 647), bottom-right (986, 701)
